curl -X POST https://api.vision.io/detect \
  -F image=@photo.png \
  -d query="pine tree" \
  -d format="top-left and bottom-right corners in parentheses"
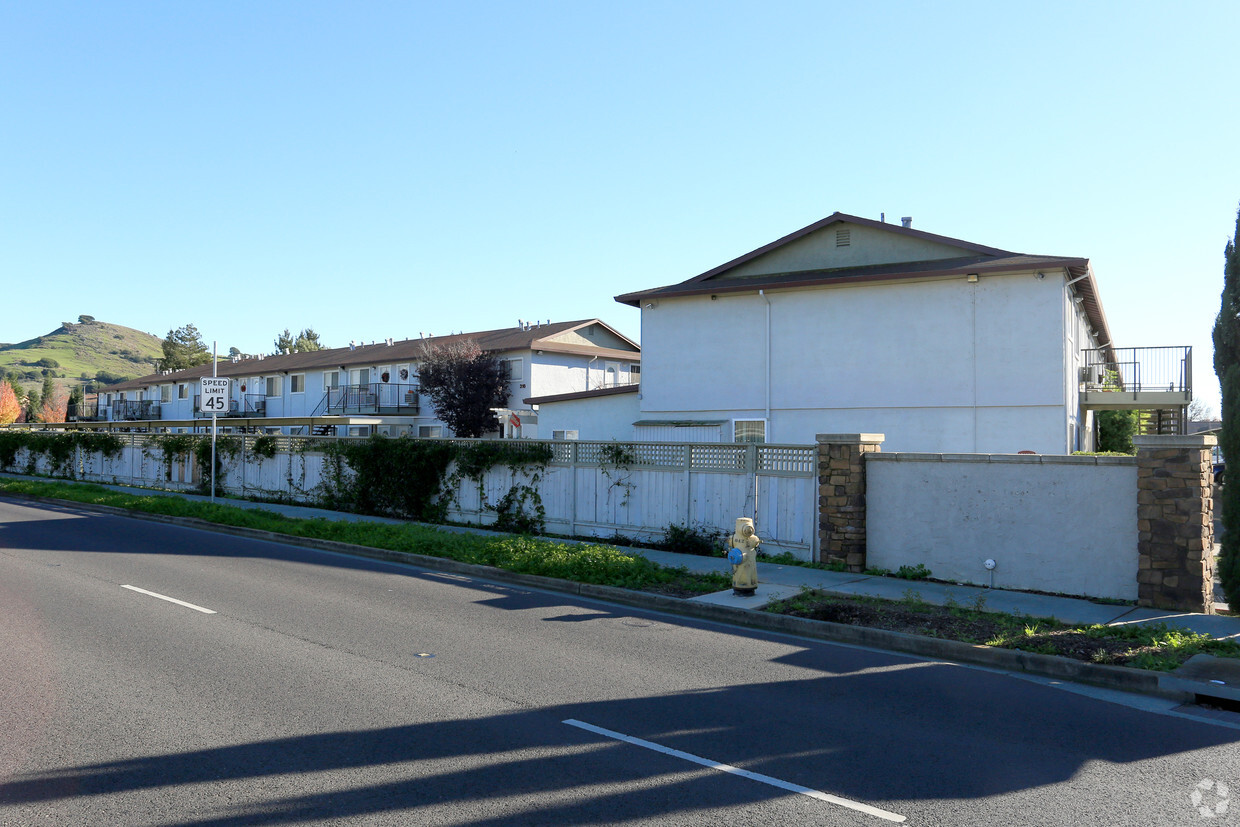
top-left (158, 324), bottom-right (213, 372)
top-left (294, 328), bottom-right (323, 352)
top-left (1212, 203), bottom-right (1240, 605)
top-left (274, 329), bottom-right (296, 354)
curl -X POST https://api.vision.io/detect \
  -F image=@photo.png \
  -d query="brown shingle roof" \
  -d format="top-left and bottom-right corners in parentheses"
top-left (614, 212), bottom-right (1113, 348)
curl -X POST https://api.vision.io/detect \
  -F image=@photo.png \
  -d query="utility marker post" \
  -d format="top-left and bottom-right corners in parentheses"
top-left (199, 343), bottom-right (228, 504)
top-left (211, 341), bottom-right (217, 503)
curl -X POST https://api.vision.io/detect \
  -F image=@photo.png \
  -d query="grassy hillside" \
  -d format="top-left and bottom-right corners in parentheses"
top-left (0, 319), bottom-right (163, 394)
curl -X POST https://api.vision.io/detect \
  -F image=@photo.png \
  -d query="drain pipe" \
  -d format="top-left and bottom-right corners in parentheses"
top-left (756, 290), bottom-right (772, 525)
top-left (759, 290), bottom-right (771, 428)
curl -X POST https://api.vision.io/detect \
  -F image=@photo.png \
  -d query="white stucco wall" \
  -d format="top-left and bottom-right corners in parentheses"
top-left (534, 392), bottom-right (640, 441)
top-left (866, 453), bottom-right (1138, 600)
top-left (639, 270), bottom-right (1073, 452)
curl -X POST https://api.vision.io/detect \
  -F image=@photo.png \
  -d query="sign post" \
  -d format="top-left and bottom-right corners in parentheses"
top-left (199, 344), bottom-right (225, 503)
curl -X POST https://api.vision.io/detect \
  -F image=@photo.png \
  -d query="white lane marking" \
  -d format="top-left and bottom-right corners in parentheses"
top-left (121, 585), bottom-right (217, 614)
top-left (563, 719), bottom-right (905, 823)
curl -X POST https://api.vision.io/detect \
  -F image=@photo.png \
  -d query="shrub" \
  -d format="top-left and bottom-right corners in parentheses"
top-left (662, 522), bottom-right (725, 556)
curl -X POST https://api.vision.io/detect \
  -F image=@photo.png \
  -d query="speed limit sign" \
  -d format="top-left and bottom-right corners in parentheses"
top-left (199, 377), bottom-right (229, 414)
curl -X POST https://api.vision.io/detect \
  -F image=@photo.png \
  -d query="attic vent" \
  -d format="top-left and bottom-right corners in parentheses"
top-left (835, 229), bottom-right (851, 247)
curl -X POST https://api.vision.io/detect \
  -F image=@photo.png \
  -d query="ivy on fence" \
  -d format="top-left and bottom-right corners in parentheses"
top-left (0, 431), bottom-right (124, 478)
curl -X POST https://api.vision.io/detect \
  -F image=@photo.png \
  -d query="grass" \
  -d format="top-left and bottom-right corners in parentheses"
top-left (765, 588), bottom-right (1240, 672)
top-left (6, 476), bottom-right (1233, 673)
top-left (0, 319), bottom-right (163, 392)
top-left (0, 478), bottom-right (732, 597)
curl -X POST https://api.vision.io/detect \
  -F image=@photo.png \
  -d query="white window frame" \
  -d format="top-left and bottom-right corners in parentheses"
top-left (323, 370), bottom-right (340, 389)
top-left (178, 383), bottom-right (188, 400)
top-left (733, 419), bottom-right (766, 444)
top-left (266, 376), bottom-right (282, 397)
top-left (160, 385), bottom-right (173, 403)
top-left (418, 425), bottom-right (443, 438)
top-left (348, 425), bottom-right (371, 437)
top-left (502, 358), bottom-right (522, 381)
top-left (552, 430), bottom-right (579, 440)
top-left (290, 373), bottom-right (305, 394)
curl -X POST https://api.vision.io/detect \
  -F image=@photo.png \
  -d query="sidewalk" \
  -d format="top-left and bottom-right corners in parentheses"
top-left (17, 474), bottom-right (1239, 642)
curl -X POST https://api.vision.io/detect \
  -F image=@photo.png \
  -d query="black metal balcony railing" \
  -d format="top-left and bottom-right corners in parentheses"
top-left (193, 394), bottom-right (267, 418)
top-left (325, 383), bottom-right (419, 415)
top-left (1080, 346), bottom-right (1192, 395)
top-left (67, 400), bottom-right (106, 421)
top-left (111, 400), bottom-right (161, 421)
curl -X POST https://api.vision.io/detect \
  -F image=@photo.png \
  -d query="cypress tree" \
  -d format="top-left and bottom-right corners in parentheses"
top-left (1212, 204), bottom-right (1240, 604)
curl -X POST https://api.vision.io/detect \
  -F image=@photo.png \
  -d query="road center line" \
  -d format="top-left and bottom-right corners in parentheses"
top-left (563, 719), bottom-right (905, 823)
top-left (121, 585), bottom-right (217, 614)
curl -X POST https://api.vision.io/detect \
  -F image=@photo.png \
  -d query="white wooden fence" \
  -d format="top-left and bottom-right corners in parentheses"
top-left (11, 435), bottom-right (818, 558)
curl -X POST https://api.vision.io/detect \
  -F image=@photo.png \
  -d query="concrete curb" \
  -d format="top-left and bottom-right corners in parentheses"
top-left (3, 492), bottom-right (1188, 702)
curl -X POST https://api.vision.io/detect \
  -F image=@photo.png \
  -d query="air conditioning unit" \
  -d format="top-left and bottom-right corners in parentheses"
top-left (1080, 366), bottom-right (1105, 385)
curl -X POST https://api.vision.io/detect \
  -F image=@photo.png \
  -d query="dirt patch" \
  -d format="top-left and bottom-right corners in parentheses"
top-left (768, 593), bottom-right (1224, 669)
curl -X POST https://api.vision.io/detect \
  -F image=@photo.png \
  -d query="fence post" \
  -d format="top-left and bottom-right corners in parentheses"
top-left (816, 433), bottom-right (884, 569)
top-left (1134, 434), bottom-right (1216, 613)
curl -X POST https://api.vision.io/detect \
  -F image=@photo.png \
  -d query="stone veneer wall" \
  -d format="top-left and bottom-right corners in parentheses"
top-left (1134, 434), bottom-right (1216, 613)
top-left (816, 434), bottom-right (884, 570)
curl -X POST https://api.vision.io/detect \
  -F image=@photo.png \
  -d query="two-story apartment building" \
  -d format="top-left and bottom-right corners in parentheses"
top-left (83, 320), bottom-right (639, 438)
top-left (531, 213), bottom-right (1190, 452)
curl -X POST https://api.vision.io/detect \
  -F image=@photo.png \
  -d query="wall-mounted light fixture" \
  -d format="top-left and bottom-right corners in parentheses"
top-left (966, 273), bottom-right (979, 283)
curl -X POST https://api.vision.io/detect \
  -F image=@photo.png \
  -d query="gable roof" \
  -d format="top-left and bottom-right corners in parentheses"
top-left (103, 319), bottom-right (639, 393)
top-left (615, 212), bottom-right (1113, 347)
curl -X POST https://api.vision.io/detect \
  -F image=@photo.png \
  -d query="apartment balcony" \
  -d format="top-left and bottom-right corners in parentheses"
top-left (111, 400), bottom-right (161, 421)
top-left (193, 394), bottom-right (268, 418)
top-left (324, 383), bottom-right (419, 416)
top-left (67, 400), bottom-right (106, 422)
top-left (1079, 346), bottom-right (1192, 411)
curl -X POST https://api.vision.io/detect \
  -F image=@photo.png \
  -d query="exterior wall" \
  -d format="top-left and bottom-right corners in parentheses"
top-left (124, 349), bottom-right (634, 438)
top-left (722, 221), bottom-right (972, 279)
top-left (640, 271), bottom-right (1072, 452)
top-left (867, 453), bottom-right (1139, 600)
top-left (536, 393), bottom-right (640, 441)
top-left (544, 323), bottom-right (637, 351)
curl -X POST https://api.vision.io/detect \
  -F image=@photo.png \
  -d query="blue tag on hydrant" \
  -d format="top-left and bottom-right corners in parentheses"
top-left (728, 547), bottom-right (745, 565)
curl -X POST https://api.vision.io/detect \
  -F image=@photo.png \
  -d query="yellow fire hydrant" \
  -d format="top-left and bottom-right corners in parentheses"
top-left (728, 517), bottom-right (760, 596)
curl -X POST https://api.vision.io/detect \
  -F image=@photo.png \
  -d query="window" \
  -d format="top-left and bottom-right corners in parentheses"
top-left (266, 376), bottom-right (282, 397)
top-left (733, 419), bottom-right (766, 444)
top-left (348, 426), bottom-right (370, 437)
top-left (630, 364), bottom-right (640, 379)
top-left (418, 425), bottom-right (443, 438)
top-left (178, 384), bottom-right (188, 400)
top-left (323, 370), bottom-right (340, 389)
top-left (160, 385), bottom-right (173, 403)
top-left (290, 374), bottom-right (305, 394)
top-left (552, 430), bottom-right (579, 440)
top-left (502, 358), bottom-right (522, 380)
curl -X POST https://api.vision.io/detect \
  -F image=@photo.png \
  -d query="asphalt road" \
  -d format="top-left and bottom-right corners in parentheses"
top-left (2, 497), bottom-right (1240, 826)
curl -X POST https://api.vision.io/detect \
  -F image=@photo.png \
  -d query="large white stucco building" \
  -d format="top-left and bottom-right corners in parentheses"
top-left (536, 213), bottom-right (1156, 453)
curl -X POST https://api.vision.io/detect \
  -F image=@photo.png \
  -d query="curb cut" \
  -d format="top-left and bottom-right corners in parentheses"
top-left (2, 491), bottom-right (1190, 702)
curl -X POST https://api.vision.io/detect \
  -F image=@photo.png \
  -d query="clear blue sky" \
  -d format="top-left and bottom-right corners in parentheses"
top-left (3, 1), bottom-right (1238, 409)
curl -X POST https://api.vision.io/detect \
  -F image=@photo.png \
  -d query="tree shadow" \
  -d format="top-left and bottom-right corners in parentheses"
top-left (3, 668), bottom-right (1237, 825)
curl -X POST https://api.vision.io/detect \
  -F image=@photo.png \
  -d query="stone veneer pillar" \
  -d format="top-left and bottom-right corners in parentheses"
top-left (1134, 434), bottom-right (1217, 613)
top-left (816, 434), bottom-right (884, 570)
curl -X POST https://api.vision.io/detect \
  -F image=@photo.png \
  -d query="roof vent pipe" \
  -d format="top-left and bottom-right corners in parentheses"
top-left (901, 216), bottom-right (912, 228)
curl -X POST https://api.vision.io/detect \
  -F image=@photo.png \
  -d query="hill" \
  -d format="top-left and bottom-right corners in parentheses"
top-left (0, 319), bottom-right (164, 394)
